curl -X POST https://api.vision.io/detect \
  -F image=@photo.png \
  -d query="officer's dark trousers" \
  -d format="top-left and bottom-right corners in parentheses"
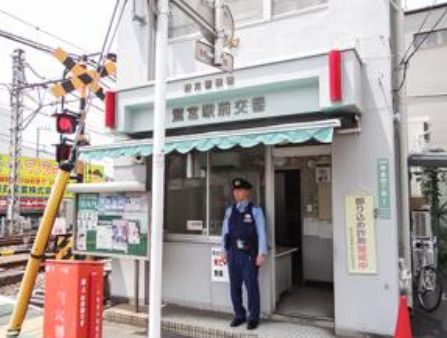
top-left (228, 249), bottom-right (260, 321)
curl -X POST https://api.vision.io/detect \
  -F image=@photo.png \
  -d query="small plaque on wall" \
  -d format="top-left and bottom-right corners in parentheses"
top-left (187, 220), bottom-right (203, 231)
top-left (316, 166), bottom-right (331, 183)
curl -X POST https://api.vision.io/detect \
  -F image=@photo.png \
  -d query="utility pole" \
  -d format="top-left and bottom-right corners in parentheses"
top-left (391, 0), bottom-right (412, 304)
top-left (147, 2), bottom-right (234, 337)
top-left (7, 49), bottom-right (26, 235)
top-left (148, 0), bottom-right (169, 337)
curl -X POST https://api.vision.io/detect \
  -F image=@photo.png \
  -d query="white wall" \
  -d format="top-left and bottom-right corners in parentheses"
top-left (118, 1), bottom-right (392, 88)
top-left (405, 6), bottom-right (447, 151)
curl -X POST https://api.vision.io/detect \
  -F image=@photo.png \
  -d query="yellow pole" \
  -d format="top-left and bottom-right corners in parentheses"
top-left (7, 169), bottom-right (71, 337)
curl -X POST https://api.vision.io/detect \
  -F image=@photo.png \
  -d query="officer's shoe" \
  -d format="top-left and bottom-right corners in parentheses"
top-left (247, 320), bottom-right (259, 330)
top-left (230, 318), bottom-right (246, 327)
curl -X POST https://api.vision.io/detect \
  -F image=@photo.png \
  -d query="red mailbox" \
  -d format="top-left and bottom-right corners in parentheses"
top-left (44, 260), bottom-right (104, 338)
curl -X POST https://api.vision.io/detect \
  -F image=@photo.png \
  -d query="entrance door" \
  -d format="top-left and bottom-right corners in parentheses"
top-left (274, 167), bottom-right (334, 320)
top-left (274, 170), bottom-right (302, 284)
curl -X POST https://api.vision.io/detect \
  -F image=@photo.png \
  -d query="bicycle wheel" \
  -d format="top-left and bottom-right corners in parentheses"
top-left (417, 266), bottom-right (444, 312)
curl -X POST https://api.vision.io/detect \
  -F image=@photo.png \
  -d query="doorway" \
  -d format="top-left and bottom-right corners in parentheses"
top-left (273, 164), bottom-right (334, 320)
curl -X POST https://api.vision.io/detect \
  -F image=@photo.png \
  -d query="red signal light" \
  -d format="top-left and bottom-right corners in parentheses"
top-left (56, 113), bottom-right (77, 134)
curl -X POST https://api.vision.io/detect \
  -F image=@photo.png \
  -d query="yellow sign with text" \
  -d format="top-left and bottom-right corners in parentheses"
top-left (0, 155), bottom-right (105, 199)
top-left (0, 155), bottom-right (60, 198)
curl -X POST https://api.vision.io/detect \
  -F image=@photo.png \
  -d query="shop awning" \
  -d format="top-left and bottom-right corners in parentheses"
top-left (408, 152), bottom-right (447, 168)
top-left (81, 119), bottom-right (341, 160)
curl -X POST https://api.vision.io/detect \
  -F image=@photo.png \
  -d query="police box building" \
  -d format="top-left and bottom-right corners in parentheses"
top-left (71, 1), bottom-right (404, 337)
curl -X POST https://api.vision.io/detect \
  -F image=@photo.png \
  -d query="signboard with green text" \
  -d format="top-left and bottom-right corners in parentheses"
top-left (377, 158), bottom-right (391, 219)
top-left (74, 192), bottom-right (149, 259)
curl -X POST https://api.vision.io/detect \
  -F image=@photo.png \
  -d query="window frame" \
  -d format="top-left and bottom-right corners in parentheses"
top-left (271, 0), bottom-right (328, 20)
top-left (413, 27), bottom-right (447, 50)
top-left (164, 147), bottom-right (266, 240)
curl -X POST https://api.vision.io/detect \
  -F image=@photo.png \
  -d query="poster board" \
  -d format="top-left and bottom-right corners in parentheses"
top-left (75, 192), bottom-right (149, 259)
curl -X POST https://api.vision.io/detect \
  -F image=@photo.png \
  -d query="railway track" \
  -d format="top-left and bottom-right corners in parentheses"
top-left (0, 253), bottom-right (29, 286)
top-left (0, 234), bottom-right (36, 247)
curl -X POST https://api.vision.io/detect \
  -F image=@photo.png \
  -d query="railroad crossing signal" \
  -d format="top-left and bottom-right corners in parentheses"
top-left (50, 47), bottom-right (116, 100)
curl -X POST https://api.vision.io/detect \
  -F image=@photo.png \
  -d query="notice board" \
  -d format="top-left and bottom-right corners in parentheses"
top-left (74, 192), bottom-right (149, 259)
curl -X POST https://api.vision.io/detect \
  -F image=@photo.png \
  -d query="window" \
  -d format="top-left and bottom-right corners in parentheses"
top-left (273, 0), bottom-right (327, 16)
top-left (209, 147), bottom-right (265, 236)
top-left (413, 28), bottom-right (447, 50)
top-left (165, 152), bottom-right (207, 234)
top-left (164, 147), bottom-right (265, 236)
top-left (168, 0), bottom-right (263, 38)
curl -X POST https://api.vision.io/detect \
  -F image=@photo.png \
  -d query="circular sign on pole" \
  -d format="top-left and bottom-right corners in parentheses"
top-left (222, 5), bottom-right (235, 47)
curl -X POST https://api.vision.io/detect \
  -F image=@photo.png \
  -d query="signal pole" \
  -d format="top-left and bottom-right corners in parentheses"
top-left (7, 49), bottom-right (26, 235)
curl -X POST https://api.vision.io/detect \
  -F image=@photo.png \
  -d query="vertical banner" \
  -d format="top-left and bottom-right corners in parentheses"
top-left (377, 158), bottom-right (391, 219)
top-left (345, 194), bottom-right (377, 274)
top-left (211, 247), bottom-right (229, 282)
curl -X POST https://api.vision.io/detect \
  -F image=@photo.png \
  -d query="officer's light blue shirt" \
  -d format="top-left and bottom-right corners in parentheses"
top-left (221, 200), bottom-right (268, 256)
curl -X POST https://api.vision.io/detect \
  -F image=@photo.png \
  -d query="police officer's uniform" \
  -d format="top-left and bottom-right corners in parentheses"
top-left (221, 178), bottom-right (268, 330)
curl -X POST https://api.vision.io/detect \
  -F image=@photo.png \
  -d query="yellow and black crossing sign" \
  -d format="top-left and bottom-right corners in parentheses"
top-left (50, 47), bottom-right (116, 100)
top-left (54, 234), bottom-right (74, 260)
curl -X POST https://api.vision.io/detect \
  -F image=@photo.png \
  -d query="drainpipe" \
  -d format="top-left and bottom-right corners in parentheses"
top-left (390, 0), bottom-right (412, 305)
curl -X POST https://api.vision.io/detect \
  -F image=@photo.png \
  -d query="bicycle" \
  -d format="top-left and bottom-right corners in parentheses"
top-left (412, 235), bottom-right (444, 312)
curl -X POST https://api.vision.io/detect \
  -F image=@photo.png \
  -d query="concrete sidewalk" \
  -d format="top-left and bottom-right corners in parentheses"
top-left (105, 303), bottom-right (346, 338)
top-left (0, 297), bottom-right (184, 338)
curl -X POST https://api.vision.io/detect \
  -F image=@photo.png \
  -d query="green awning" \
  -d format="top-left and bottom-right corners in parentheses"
top-left (81, 119), bottom-right (340, 161)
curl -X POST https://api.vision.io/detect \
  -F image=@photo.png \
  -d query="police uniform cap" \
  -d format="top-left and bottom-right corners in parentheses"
top-left (232, 178), bottom-right (252, 190)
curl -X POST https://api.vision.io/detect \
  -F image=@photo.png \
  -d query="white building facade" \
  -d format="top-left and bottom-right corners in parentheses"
top-left (405, 3), bottom-right (447, 153)
top-left (76, 1), bottom-right (403, 336)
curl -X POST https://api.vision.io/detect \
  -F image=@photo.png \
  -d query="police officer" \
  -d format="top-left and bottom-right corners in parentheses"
top-left (221, 178), bottom-right (268, 330)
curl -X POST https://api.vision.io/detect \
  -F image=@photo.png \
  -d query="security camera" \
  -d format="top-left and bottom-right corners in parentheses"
top-left (133, 155), bottom-right (145, 164)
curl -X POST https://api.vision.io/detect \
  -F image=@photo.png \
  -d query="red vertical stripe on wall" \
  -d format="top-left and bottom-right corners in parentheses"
top-left (329, 50), bottom-right (342, 102)
top-left (105, 91), bottom-right (116, 128)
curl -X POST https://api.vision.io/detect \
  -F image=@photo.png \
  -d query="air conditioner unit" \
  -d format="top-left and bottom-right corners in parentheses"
top-left (412, 210), bottom-right (432, 237)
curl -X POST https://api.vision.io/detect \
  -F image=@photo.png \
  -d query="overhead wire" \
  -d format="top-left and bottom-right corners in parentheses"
top-left (85, 0), bottom-right (127, 114)
top-left (25, 63), bottom-right (48, 81)
top-left (0, 29), bottom-right (53, 54)
top-left (397, 6), bottom-right (447, 92)
top-left (0, 8), bottom-right (88, 53)
top-left (400, 0), bottom-right (438, 65)
top-left (106, 0), bottom-right (129, 54)
top-left (99, 0), bottom-right (121, 58)
top-left (0, 29), bottom-right (101, 68)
